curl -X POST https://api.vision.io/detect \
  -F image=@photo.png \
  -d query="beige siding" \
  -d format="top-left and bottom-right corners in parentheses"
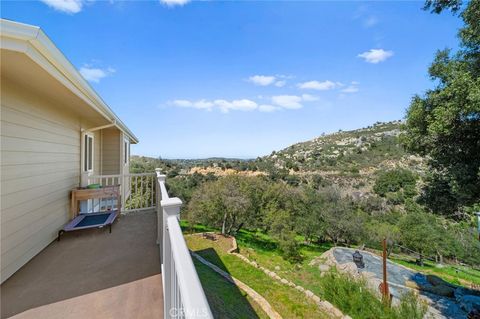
top-left (0, 79), bottom-right (101, 283)
top-left (101, 128), bottom-right (120, 175)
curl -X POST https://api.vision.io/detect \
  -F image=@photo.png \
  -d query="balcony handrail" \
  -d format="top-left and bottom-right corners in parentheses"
top-left (87, 174), bottom-right (122, 179)
top-left (87, 172), bottom-right (157, 213)
top-left (124, 172), bottom-right (157, 177)
top-left (155, 169), bottom-right (213, 319)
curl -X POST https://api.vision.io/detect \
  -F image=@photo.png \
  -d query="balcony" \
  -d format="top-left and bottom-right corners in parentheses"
top-left (1, 171), bottom-right (212, 319)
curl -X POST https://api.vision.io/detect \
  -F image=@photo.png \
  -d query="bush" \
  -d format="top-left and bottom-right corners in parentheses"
top-left (398, 291), bottom-right (428, 319)
top-left (374, 169), bottom-right (418, 203)
top-left (278, 233), bottom-right (301, 262)
top-left (318, 272), bottom-right (427, 319)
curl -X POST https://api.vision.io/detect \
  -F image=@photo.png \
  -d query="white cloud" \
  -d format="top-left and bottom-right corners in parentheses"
top-left (271, 95), bottom-right (303, 109)
top-left (358, 49), bottom-right (394, 64)
top-left (172, 100), bottom-right (193, 108)
top-left (248, 75), bottom-right (276, 86)
top-left (160, 0), bottom-right (191, 7)
top-left (247, 75), bottom-right (289, 87)
top-left (40, 0), bottom-right (84, 13)
top-left (171, 98), bottom-right (258, 113)
top-left (79, 66), bottom-right (115, 83)
top-left (170, 92), bottom-right (320, 113)
top-left (172, 99), bottom-right (214, 110)
top-left (297, 80), bottom-right (341, 91)
top-left (214, 99), bottom-right (257, 113)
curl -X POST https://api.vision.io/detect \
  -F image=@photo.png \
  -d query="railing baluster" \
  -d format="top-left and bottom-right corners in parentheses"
top-left (151, 176), bottom-right (154, 208)
top-left (141, 176), bottom-right (144, 208)
top-left (87, 173), bottom-right (156, 213)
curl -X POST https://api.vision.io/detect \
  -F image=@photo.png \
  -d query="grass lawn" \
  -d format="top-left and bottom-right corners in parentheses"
top-left (186, 235), bottom-right (329, 319)
top-left (182, 223), bottom-right (432, 319)
top-left (235, 229), bottom-right (426, 319)
top-left (193, 258), bottom-right (270, 319)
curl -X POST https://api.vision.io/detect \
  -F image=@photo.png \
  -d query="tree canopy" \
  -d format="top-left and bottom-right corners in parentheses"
top-left (402, 0), bottom-right (480, 218)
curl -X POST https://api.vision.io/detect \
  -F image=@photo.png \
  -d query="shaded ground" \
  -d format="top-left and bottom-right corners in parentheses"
top-left (186, 234), bottom-right (329, 318)
top-left (333, 247), bottom-right (468, 319)
top-left (1, 211), bottom-right (161, 319)
top-left (193, 250), bottom-right (270, 319)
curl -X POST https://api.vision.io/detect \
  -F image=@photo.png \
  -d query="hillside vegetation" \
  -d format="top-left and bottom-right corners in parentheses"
top-left (254, 120), bottom-right (425, 197)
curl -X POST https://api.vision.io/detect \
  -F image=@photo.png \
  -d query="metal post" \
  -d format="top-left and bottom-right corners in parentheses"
top-left (382, 238), bottom-right (390, 305)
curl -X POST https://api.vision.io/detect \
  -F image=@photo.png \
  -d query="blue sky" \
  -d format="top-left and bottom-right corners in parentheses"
top-left (2, 0), bottom-right (462, 158)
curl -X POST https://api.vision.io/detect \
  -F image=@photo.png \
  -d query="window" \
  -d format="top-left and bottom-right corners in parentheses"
top-left (124, 139), bottom-right (130, 164)
top-left (83, 133), bottom-right (94, 172)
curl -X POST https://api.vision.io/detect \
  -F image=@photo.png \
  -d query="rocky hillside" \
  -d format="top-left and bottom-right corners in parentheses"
top-left (132, 120), bottom-right (426, 196)
top-left (255, 120), bottom-right (425, 194)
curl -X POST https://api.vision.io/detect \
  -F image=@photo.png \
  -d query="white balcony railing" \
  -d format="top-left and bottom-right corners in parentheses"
top-left (155, 169), bottom-right (213, 319)
top-left (87, 173), bottom-right (156, 213)
top-left (87, 170), bottom-right (212, 318)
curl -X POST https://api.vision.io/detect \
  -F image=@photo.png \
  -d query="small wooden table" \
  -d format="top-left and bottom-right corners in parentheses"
top-left (70, 186), bottom-right (121, 219)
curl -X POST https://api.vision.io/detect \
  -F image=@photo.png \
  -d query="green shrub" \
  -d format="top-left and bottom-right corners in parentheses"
top-left (397, 291), bottom-right (428, 319)
top-left (374, 168), bottom-right (418, 203)
top-left (319, 272), bottom-right (427, 319)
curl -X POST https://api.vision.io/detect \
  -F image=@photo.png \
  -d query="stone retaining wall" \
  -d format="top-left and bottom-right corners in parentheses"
top-left (231, 248), bottom-right (351, 319)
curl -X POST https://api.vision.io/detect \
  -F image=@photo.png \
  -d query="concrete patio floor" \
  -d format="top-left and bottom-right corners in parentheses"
top-left (1, 211), bottom-right (162, 319)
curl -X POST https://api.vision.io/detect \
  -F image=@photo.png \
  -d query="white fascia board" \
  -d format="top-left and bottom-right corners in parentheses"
top-left (0, 19), bottom-right (139, 144)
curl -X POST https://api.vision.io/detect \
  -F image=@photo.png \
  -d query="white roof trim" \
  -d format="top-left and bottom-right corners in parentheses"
top-left (0, 19), bottom-right (139, 144)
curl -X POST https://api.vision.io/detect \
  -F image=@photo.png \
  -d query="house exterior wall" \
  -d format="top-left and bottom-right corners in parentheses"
top-left (0, 78), bottom-right (103, 283)
top-left (101, 128), bottom-right (121, 175)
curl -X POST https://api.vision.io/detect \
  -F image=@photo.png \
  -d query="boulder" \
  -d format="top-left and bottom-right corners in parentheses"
top-left (365, 277), bottom-right (383, 298)
top-left (274, 265), bottom-right (281, 271)
top-left (318, 264), bottom-right (331, 272)
top-left (337, 262), bottom-right (359, 278)
top-left (405, 280), bottom-right (421, 290)
top-left (309, 257), bottom-right (321, 266)
top-left (295, 286), bottom-right (305, 292)
top-left (360, 271), bottom-right (376, 280)
top-left (319, 249), bottom-right (338, 267)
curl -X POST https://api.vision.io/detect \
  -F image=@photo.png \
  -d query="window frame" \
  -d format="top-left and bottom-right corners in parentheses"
top-left (124, 138), bottom-right (130, 165)
top-left (82, 132), bottom-right (94, 173)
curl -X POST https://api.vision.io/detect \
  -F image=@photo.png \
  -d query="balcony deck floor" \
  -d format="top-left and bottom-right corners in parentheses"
top-left (1, 210), bottom-right (163, 319)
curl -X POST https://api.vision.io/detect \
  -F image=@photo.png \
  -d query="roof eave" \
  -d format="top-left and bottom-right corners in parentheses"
top-left (0, 19), bottom-right (139, 144)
